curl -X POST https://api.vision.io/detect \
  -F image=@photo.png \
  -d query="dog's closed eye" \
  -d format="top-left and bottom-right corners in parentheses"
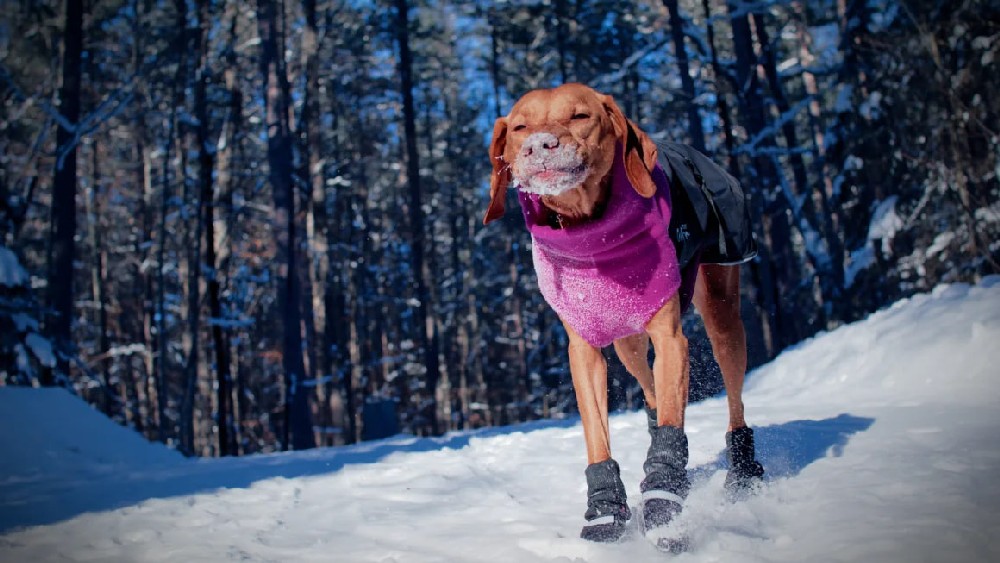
top-left (571, 113), bottom-right (590, 120)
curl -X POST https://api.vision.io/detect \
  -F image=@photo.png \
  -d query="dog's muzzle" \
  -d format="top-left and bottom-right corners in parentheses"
top-left (513, 132), bottom-right (588, 196)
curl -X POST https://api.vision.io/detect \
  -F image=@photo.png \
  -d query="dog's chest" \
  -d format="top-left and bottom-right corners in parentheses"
top-left (519, 159), bottom-right (682, 347)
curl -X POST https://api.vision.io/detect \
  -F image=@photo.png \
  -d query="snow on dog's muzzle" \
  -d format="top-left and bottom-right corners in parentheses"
top-left (513, 132), bottom-right (588, 196)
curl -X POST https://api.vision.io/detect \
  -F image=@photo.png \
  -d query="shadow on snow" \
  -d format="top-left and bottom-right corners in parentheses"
top-left (0, 417), bottom-right (580, 534)
top-left (689, 413), bottom-right (876, 483)
top-left (1, 414), bottom-right (873, 533)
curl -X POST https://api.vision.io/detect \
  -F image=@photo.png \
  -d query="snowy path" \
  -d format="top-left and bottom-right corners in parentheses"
top-left (2, 279), bottom-right (999, 562)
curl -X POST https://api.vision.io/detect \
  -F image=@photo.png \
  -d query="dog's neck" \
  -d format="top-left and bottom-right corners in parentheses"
top-left (539, 170), bottom-right (613, 229)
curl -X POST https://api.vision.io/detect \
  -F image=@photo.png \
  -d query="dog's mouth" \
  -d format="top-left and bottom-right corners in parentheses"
top-left (514, 163), bottom-right (589, 196)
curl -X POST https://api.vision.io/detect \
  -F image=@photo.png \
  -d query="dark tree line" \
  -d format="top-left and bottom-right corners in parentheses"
top-left (1, 0), bottom-right (997, 456)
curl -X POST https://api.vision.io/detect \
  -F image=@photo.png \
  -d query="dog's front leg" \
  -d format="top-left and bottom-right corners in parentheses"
top-left (645, 294), bottom-right (689, 428)
top-left (563, 320), bottom-right (611, 464)
top-left (565, 319), bottom-right (633, 542)
top-left (638, 294), bottom-right (692, 547)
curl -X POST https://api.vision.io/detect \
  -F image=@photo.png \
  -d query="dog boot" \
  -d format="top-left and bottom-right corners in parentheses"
top-left (724, 426), bottom-right (765, 499)
top-left (640, 425), bottom-right (690, 550)
top-left (580, 458), bottom-right (632, 542)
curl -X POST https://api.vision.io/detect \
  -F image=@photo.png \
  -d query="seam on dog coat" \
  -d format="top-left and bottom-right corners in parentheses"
top-left (519, 147), bottom-right (681, 348)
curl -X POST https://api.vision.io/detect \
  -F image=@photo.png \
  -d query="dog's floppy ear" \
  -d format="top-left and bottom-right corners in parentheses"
top-left (483, 117), bottom-right (511, 225)
top-left (602, 95), bottom-right (658, 198)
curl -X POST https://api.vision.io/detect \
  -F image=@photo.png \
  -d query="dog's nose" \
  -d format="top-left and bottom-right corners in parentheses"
top-left (521, 132), bottom-right (560, 158)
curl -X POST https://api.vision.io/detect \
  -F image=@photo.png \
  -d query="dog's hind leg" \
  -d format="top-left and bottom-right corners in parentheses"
top-left (614, 333), bottom-right (662, 435)
top-left (613, 333), bottom-right (654, 409)
top-left (692, 264), bottom-right (747, 431)
top-left (692, 263), bottom-right (764, 495)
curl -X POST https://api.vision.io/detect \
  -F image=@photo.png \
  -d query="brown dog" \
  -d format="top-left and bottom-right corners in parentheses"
top-left (483, 84), bottom-right (763, 546)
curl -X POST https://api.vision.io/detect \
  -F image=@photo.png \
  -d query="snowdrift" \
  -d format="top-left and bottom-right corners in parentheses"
top-left (0, 386), bottom-right (184, 483)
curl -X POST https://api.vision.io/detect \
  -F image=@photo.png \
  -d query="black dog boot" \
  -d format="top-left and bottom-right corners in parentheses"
top-left (640, 425), bottom-right (690, 550)
top-left (581, 458), bottom-right (632, 542)
top-left (724, 426), bottom-right (765, 499)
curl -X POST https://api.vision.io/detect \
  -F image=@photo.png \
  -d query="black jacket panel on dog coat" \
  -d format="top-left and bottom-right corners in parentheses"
top-left (657, 141), bottom-right (758, 268)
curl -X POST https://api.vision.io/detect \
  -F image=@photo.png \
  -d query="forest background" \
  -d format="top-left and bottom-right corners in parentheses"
top-left (1, 0), bottom-right (997, 457)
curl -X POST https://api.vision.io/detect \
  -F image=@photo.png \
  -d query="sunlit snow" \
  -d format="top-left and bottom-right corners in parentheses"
top-left (1, 278), bottom-right (999, 562)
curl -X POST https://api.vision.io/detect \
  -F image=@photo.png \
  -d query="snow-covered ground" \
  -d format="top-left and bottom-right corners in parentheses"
top-left (2, 279), bottom-right (1000, 562)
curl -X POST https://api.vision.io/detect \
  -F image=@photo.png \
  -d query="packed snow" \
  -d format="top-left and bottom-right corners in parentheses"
top-left (2, 278), bottom-right (1000, 562)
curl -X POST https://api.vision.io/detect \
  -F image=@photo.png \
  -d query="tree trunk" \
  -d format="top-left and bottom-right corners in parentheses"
top-left (298, 0), bottom-right (325, 444)
top-left (442, 85), bottom-right (468, 431)
top-left (792, 2), bottom-right (846, 322)
top-left (192, 0), bottom-right (234, 457)
top-left (752, 12), bottom-right (832, 330)
top-left (728, 1), bottom-right (787, 355)
top-left (395, 0), bottom-right (440, 435)
top-left (752, 14), bottom-right (810, 202)
top-left (156, 41), bottom-right (184, 443)
top-left (325, 105), bottom-right (355, 444)
top-left (662, 0), bottom-right (706, 151)
top-left (701, 0), bottom-right (740, 176)
top-left (489, 9), bottom-right (503, 119)
top-left (554, 0), bottom-right (569, 82)
top-left (136, 136), bottom-right (154, 436)
top-left (825, 0), bottom-right (870, 321)
top-left (130, 0), bottom-right (154, 437)
top-left (176, 0), bottom-right (206, 456)
top-left (217, 0), bottom-right (246, 452)
top-left (257, 0), bottom-right (315, 451)
top-left (86, 140), bottom-right (114, 416)
top-left (45, 0), bottom-right (84, 385)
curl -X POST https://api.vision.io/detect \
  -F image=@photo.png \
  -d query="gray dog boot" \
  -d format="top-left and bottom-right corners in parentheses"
top-left (581, 458), bottom-right (632, 542)
top-left (724, 426), bottom-right (765, 499)
top-left (640, 425), bottom-right (690, 550)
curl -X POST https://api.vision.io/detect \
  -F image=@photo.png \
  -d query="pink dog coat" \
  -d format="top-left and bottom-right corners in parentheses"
top-left (518, 149), bottom-right (683, 348)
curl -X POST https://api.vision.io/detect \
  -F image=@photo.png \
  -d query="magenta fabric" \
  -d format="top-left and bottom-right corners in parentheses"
top-left (518, 148), bottom-right (683, 348)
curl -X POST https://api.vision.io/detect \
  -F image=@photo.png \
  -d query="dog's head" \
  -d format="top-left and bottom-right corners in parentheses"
top-left (483, 83), bottom-right (659, 225)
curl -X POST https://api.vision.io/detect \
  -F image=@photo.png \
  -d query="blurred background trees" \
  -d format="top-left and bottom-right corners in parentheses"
top-left (1, 0), bottom-right (996, 456)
